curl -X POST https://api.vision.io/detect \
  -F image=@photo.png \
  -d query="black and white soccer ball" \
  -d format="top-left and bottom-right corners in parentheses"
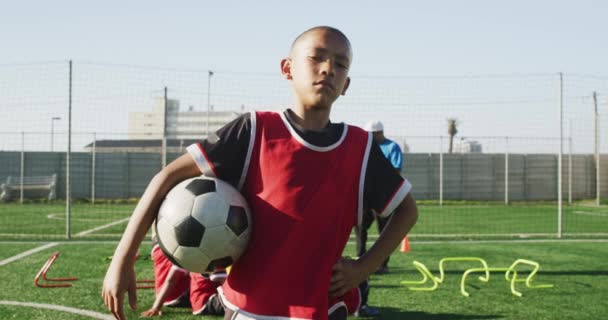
top-left (154, 176), bottom-right (252, 273)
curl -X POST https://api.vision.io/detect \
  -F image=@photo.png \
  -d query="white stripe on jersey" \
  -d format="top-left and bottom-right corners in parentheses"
top-left (358, 132), bottom-right (373, 226)
top-left (238, 111), bottom-right (256, 191)
top-left (187, 143), bottom-right (217, 177)
top-left (279, 111), bottom-right (347, 152)
top-left (378, 179), bottom-right (412, 218)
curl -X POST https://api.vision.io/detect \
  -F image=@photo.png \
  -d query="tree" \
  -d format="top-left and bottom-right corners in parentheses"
top-left (447, 118), bottom-right (458, 154)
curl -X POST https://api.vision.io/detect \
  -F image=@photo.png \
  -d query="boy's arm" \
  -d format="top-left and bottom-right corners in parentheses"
top-left (141, 267), bottom-right (180, 317)
top-left (102, 154), bottom-right (201, 320)
top-left (329, 193), bottom-right (418, 297)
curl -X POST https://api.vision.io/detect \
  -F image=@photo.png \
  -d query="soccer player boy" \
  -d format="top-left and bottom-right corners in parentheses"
top-left (102, 26), bottom-right (418, 320)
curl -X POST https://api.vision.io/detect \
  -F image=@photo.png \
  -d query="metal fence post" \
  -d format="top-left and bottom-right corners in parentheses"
top-left (594, 92), bottom-right (600, 207)
top-left (505, 136), bottom-right (509, 205)
top-left (557, 72), bottom-right (563, 238)
top-left (568, 120), bottom-right (572, 205)
top-left (162, 87), bottom-right (168, 168)
top-left (66, 60), bottom-right (72, 240)
top-left (439, 136), bottom-right (444, 206)
top-left (91, 132), bottom-right (96, 204)
top-left (20, 132), bottom-right (24, 204)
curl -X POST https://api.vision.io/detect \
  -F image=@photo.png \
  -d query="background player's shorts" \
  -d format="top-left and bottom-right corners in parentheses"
top-left (151, 245), bottom-right (191, 306)
top-left (190, 273), bottom-right (224, 315)
top-left (328, 286), bottom-right (361, 319)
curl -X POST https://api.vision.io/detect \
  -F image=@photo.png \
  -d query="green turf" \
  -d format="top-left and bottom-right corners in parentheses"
top-left (1, 202), bottom-right (606, 240)
top-left (0, 243), bottom-right (47, 261)
top-left (0, 241), bottom-right (606, 319)
top-left (0, 203), bottom-right (134, 240)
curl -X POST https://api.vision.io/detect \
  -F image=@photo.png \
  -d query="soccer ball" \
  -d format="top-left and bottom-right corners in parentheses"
top-left (154, 176), bottom-right (252, 273)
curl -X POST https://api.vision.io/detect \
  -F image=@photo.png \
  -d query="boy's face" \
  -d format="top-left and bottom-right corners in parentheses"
top-left (281, 29), bottom-right (352, 110)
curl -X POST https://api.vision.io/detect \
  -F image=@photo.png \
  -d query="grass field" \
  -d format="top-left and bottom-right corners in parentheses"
top-left (1, 201), bottom-right (607, 240)
top-left (0, 240), bottom-right (607, 319)
top-left (1, 201), bottom-right (607, 319)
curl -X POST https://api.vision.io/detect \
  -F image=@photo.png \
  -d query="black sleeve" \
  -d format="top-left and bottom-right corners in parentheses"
top-left (192, 112), bottom-right (251, 187)
top-left (363, 141), bottom-right (407, 215)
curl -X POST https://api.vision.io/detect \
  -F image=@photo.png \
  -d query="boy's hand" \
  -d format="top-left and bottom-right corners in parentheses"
top-left (102, 259), bottom-right (138, 320)
top-left (140, 308), bottom-right (162, 317)
top-left (328, 257), bottom-right (367, 298)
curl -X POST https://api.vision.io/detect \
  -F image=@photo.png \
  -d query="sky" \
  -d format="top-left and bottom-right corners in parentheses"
top-left (1, 0), bottom-right (608, 153)
top-left (2, 0), bottom-right (608, 76)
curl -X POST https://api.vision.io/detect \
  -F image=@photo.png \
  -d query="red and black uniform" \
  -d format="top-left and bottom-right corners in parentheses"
top-left (187, 110), bottom-right (411, 320)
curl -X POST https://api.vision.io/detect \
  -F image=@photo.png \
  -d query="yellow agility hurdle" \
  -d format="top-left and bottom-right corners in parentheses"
top-left (402, 257), bottom-right (553, 297)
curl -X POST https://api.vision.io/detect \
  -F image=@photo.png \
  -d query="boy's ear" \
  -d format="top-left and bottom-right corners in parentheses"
top-left (341, 77), bottom-right (351, 96)
top-left (280, 58), bottom-right (292, 80)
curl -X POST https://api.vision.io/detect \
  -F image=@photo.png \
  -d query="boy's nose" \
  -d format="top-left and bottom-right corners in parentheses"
top-left (320, 60), bottom-right (335, 77)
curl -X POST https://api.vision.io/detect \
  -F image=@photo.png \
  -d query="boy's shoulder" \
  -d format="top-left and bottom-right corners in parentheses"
top-left (346, 123), bottom-right (369, 134)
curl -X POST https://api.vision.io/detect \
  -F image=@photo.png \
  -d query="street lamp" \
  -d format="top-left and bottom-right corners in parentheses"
top-left (51, 117), bottom-right (61, 152)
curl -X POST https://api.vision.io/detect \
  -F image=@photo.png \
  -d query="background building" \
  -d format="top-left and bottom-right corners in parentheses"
top-left (453, 138), bottom-right (483, 153)
top-left (128, 98), bottom-right (240, 140)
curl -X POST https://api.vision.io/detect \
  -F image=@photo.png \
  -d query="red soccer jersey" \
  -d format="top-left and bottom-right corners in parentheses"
top-left (219, 111), bottom-right (372, 319)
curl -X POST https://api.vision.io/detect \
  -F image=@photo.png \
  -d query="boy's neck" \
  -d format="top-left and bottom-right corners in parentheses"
top-left (289, 105), bottom-right (331, 131)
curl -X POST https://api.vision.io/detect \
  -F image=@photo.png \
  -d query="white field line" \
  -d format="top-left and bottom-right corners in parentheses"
top-left (75, 217), bottom-right (130, 237)
top-left (47, 213), bottom-right (109, 222)
top-left (348, 232), bottom-right (608, 239)
top-left (0, 240), bottom-right (120, 244)
top-left (0, 242), bottom-right (58, 267)
top-left (0, 300), bottom-right (113, 320)
top-left (574, 210), bottom-right (608, 217)
top-left (345, 238), bottom-right (608, 245)
top-left (0, 217), bottom-right (130, 238)
top-left (0, 233), bottom-right (67, 238)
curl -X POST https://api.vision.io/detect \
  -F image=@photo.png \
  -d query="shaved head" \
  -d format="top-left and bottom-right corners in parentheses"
top-left (290, 26), bottom-right (352, 56)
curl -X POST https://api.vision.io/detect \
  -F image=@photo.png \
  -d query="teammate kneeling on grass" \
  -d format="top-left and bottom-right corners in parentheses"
top-left (102, 25), bottom-right (418, 320)
top-left (147, 237), bottom-right (191, 311)
top-left (141, 270), bottom-right (226, 317)
top-left (142, 237), bottom-right (225, 317)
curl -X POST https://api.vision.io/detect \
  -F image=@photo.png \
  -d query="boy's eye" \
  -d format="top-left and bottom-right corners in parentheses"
top-left (309, 56), bottom-right (322, 61)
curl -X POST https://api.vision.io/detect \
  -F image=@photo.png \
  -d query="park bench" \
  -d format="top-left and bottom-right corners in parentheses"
top-left (0, 174), bottom-right (57, 201)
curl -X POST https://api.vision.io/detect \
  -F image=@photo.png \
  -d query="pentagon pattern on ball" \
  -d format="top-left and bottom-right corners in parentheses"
top-left (192, 193), bottom-right (229, 227)
top-left (174, 216), bottom-right (206, 247)
top-left (158, 244), bottom-right (184, 270)
top-left (173, 245), bottom-right (212, 273)
top-left (186, 178), bottom-right (216, 196)
top-left (155, 217), bottom-right (179, 253)
top-left (227, 206), bottom-right (249, 236)
top-left (157, 193), bottom-right (196, 227)
top-left (206, 256), bottom-right (234, 272)
top-left (199, 225), bottom-right (234, 259)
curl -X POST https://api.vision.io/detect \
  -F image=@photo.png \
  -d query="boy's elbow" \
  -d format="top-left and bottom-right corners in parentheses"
top-left (400, 193), bottom-right (418, 223)
top-left (153, 169), bottom-right (173, 184)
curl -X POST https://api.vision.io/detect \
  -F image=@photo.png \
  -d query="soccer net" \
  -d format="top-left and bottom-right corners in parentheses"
top-left (0, 62), bottom-right (606, 240)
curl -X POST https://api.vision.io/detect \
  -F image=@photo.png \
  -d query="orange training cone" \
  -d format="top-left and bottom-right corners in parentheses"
top-left (400, 236), bottom-right (410, 253)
